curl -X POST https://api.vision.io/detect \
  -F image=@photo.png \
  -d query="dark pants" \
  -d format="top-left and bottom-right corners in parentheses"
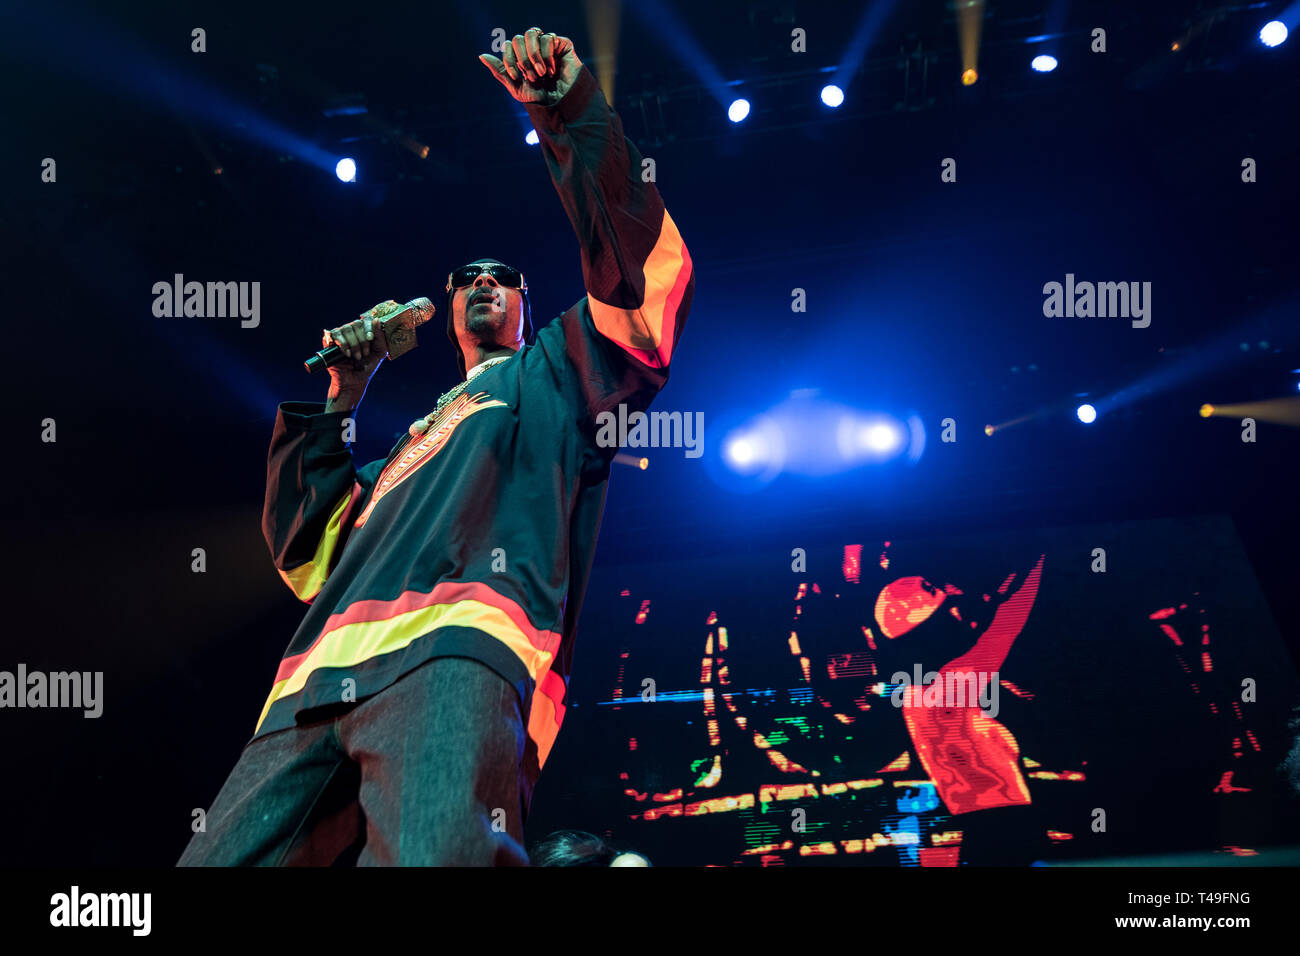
top-left (177, 656), bottom-right (531, 866)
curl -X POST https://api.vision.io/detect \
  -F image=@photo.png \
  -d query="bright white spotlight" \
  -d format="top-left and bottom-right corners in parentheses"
top-left (1076, 404), bottom-right (1097, 424)
top-left (1031, 54), bottom-right (1058, 72)
top-left (861, 422), bottom-right (902, 453)
top-left (820, 85), bottom-right (844, 107)
top-left (727, 98), bottom-right (750, 123)
top-left (1260, 21), bottom-right (1288, 47)
top-left (335, 158), bottom-right (356, 182)
top-left (835, 413), bottom-right (908, 465)
top-left (725, 434), bottom-right (760, 467)
top-left (525, 129), bottom-right (539, 146)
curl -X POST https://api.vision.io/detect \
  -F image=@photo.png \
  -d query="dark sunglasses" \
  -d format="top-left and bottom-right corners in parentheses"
top-left (446, 263), bottom-right (528, 292)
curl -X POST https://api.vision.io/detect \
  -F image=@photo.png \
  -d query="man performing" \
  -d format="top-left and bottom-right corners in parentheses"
top-left (179, 27), bottom-right (694, 866)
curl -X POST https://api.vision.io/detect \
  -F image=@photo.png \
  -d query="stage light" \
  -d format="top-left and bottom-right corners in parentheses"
top-left (820, 84), bottom-right (844, 107)
top-left (1031, 54), bottom-right (1057, 72)
top-left (613, 453), bottom-right (650, 470)
top-left (957, 0), bottom-right (984, 90)
top-left (525, 129), bottom-right (539, 146)
top-left (1260, 21), bottom-right (1288, 47)
top-left (984, 424), bottom-right (995, 436)
top-left (861, 422), bottom-right (903, 453)
top-left (1076, 404), bottom-right (1097, 424)
top-left (335, 158), bottom-right (356, 182)
top-left (1197, 398), bottom-right (1300, 425)
top-left (727, 98), bottom-right (750, 123)
top-left (398, 136), bottom-right (432, 160)
top-left (710, 412), bottom-right (788, 488)
top-left (724, 433), bottom-right (761, 467)
top-left (833, 412), bottom-right (911, 466)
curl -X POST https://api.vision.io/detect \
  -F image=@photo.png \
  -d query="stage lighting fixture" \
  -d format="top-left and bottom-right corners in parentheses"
top-left (1076, 404), bottom-right (1097, 424)
top-left (1031, 54), bottom-right (1058, 72)
top-left (961, 68), bottom-right (978, 86)
top-left (834, 412), bottom-right (911, 466)
top-left (820, 84), bottom-right (844, 107)
top-left (725, 434), bottom-right (760, 467)
top-left (525, 129), bottom-right (539, 145)
top-left (727, 98), bottom-right (750, 123)
top-left (1260, 21), bottom-right (1288, 47)
top-left (335, 158), bottom-right (356, 182)
top-left (861, 422), bottom-right (902, 453)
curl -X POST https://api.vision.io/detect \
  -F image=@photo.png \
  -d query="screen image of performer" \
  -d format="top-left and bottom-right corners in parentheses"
top-left (178, 28), bottom-right (694, 866)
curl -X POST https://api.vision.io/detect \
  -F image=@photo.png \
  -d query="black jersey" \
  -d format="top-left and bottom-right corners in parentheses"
top-left (254, 65), bottom-right (694, 807)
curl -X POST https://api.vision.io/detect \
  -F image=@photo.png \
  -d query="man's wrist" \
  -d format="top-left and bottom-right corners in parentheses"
top-left (325, 391), bottom-right (362, 414)
top-left (526, 63), bottom-right (598, 125)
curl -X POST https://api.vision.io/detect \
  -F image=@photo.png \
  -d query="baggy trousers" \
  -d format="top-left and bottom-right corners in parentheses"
top-left (177, 656), bottom-right (531, 866)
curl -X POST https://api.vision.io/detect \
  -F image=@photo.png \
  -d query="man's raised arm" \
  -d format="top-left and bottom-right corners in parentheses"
top-left (481, 30), bottom-right (694, 373)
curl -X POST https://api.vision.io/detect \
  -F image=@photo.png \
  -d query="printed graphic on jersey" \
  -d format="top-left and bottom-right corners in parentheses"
top-left (354, 390), bottom-right (508, 528)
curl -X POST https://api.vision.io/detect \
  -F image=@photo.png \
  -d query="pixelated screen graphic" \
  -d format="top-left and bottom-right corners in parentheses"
top-left (532, 514), bottom-right (1300, 866)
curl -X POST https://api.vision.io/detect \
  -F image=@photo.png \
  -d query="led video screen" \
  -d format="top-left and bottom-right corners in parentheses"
top-left (535, 514), bottom-right (1299, 865)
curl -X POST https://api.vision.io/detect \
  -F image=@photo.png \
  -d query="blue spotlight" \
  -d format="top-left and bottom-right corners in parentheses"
top-left (727, 98), bottom-right (750, 123)
top-left (721, 417), bottom-right (787, 478)
top-left (335, 157), bottom-right (357, 182)
top-left (1076, 403), bottom-right (1097, 424)
top-left (1031, 54), bottom-right (1058, 72)
top-left (1260, 21), bottom-right (1288, 47)
top-left (861, 422), bottom-right (903, 453)
top-left (834, 412), bottom-right (908, 465)
top-left (525, 129), bottom-right (539, 146)
top-left (820, 84), bottom-right (844, 107)
top-left (725, 433), bottom-right (765, 467)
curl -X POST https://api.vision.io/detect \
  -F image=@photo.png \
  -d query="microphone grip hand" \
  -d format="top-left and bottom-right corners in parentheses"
top-left (321, 299), bottom-right (398, 411)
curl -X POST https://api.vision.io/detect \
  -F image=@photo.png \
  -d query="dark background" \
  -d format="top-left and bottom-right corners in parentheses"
top-left (1, 0), bottom-right (1297, 865)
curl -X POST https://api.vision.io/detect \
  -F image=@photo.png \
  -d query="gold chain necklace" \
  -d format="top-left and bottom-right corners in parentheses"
top-left (408, 355), bottom-right (511, 437)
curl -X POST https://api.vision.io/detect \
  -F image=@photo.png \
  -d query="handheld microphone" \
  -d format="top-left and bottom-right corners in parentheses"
top-left (304, 297), bottom-right (437, 373)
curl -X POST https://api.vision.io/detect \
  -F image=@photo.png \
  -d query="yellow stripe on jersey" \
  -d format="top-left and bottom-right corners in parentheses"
top-left (277, 488), bottom-right (354, 603)
top-left (587, 209), bottom-right (689, 367)
top-left (253, 591), bottom-right (562, 735)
